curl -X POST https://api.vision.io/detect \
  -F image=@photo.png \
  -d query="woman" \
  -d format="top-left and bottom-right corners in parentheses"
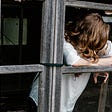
top-left (29, 13), bottom-right (112, 112)
top-left (61, 13), bottom-right (112, 112)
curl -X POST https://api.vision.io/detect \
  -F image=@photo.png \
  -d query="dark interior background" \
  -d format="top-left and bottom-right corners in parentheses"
top-left (0, 1), bottom-right (42, 111)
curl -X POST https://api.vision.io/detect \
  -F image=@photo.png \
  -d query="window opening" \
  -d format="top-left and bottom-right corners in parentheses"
top-left (0, 1), bottom-right (44, 112)
top-left (65, 6), bottom-right (112, 40)
top-left (2, 18), bottom-right (27, 45)
top-left (64, 6), bottom-right (112, 112)
top-left (1, 1), bottom-right (42, 65)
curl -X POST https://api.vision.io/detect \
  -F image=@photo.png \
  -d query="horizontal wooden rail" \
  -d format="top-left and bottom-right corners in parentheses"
top-left (1, 64), bottom-right (112, 74)
top-left (0, 64), bottom-right (44, 74)
top-left (62, 65), bottom-right (112, 74)
top-left (65, 1), bottom-right (112, 11)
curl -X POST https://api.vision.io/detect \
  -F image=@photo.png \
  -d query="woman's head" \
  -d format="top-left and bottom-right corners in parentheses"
top-left (65, 13), bottom-right (110, 63)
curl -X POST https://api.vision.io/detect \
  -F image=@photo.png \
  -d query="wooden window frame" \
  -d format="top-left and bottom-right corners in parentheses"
top-left (0, 0), bottom-right (112, 112)
top-left (63, 1), bottom-right (112, 112)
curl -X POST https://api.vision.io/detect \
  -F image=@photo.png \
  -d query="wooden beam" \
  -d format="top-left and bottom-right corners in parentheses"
top-left (62, 66), bottom-right (112, 74)
top-left (0, 64), bottom-right (44, 74)
top-left (98, 80), bottom-right (109, 112)
top-left (40, 0), bottom-right (64, 111)
top-left (65, 1), bottom-right (112, 11)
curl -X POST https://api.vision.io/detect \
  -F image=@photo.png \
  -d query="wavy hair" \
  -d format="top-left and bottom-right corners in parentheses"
top-left (65, 13), bottom-right (110, 63)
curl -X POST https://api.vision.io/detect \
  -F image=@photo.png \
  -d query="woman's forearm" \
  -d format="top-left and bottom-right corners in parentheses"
top-left (95, 56), bottom-right (112, 66)
top-left (72, 56), bottom-right (112, 67)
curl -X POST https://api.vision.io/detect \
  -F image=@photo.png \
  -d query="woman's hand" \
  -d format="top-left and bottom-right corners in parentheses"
top-left (93, 72), bottom-right (109, 84)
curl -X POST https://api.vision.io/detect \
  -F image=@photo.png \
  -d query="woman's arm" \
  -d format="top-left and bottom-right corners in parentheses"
top-left (64, 39), bottom-right (112, 66)
top-left (72, 57), bottom-right (112, 84)
top-left (93, 72), bottom-right (109, 83)
top-left (72, 56), bottom-right (112, 67)
top-left (64, 40), bottom-right (112, 83)
top-left (72, 40), bottom-right (112, 67)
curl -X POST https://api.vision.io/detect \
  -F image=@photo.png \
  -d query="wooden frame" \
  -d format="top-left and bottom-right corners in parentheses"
top-left (0, 0), bottom-right (112, 112)
top-left (63, 1), bottom-right (112, 112)
top-left (40, 0), bottom-right (112, 112)
top-left (40, 0), bottom-right (64, 111)
top-left (65, 1), bottom-right (112, 10)
top-left (0, 64), bottom-right (46, 112)
top-left (0, 64), bottom-right (44, 74)
top-left (62, 66), bottom-right (112, 74)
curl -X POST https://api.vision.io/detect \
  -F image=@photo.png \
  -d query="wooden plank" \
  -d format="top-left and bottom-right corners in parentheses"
top-left (62, 66), bottom-right (112, 74)
top-left (41, 1), bottom-right (58, 111)
top-left (38, 67), bottom-right (47, 112)
top-left (24, 0), bottom-right (44, 1)
top-left (40, 0), bottom-right (64, 112)
top-left (0, 64), bottom-right (44, 74)
top-left (50, 0), bottom-right (64, 111)
top-left (53, 0), bottom-right (64, 64)
top-left (98, 79), bottom-right (109, 112)
top-left (65, 1), bottom-right (112, 11)
top-left (40, 0), bottom-right (56, 64)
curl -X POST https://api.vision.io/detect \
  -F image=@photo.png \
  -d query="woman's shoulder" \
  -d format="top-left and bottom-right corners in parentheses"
top-left (107, 40), bottom-right (112, 55)
top-left (64, 39), bottom-right (75, 49)
top-left (107, 40), bottom-right (112, 51)
top-left (63, 39), bottom-right (80, 65)
top-left (107, 40), bottom-right (112, 46)
top-left (103, 40), bottom-right (112, 57)
top-left (98, 40), bottom-right (112, 57)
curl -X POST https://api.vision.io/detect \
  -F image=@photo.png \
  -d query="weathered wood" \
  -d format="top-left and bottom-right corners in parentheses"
top-left (40, 0), bottom-right (55, 64)
top-left (38, 67), bottom-right (47, 112)
top-left (0, 64), bottom-right (44, 74)
top-left (98, 79), bottom-right (109, 112)
top-left (62, 66), bottom-right (112, 74)
top-left (41, 0), bottom-right (64, 64)
top-left (65, 1), bottom-right (112, 11)
top-left (25, 0), bottom-right (44, 1)
top-left (40, 0), bottom-right (64, 112)
top-left (1, 0), bottom-right (112, 112)
top-left (41, 0), bottom-right (57, 111)
top-left (50, 1), bottom-right (64, 112)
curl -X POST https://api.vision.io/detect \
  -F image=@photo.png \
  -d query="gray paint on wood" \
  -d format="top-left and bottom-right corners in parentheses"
top-left (38, 67), bottom-right (48, 112)
top-left (65, 1), bottom-right (112, 11)
top-left (40, 0), bottom-right (57, 63)
top-left (40, 0), bottom-right (64, 111)
top-left (98, 80), bottom-right (109, 112)
top-left (62, 66), bottom-right (112, 74)
top-left (40, 0), bottom-right (64, 64)
top-left (0, 64), bottom-right (44, 74)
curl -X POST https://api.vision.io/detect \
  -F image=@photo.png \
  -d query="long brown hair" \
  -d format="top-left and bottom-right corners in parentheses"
top-left (65, 13), bottom-right (110, 63)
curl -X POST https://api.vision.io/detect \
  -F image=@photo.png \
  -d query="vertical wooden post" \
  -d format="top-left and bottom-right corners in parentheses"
top-left (98, 79), bottom-right (109, 112)
top-left (38, 67), bottom-right (47, 112)
top-left (40, 0), bottom-right (65, 112)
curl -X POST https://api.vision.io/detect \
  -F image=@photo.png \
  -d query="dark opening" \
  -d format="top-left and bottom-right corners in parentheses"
top-left (0, 1), bottom-right (43, 111)
top-left (1, 1), bottom-right (42, 65)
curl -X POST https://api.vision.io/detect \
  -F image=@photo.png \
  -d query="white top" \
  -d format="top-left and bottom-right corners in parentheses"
top-left (63, 39), bottom-right (80, 65)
